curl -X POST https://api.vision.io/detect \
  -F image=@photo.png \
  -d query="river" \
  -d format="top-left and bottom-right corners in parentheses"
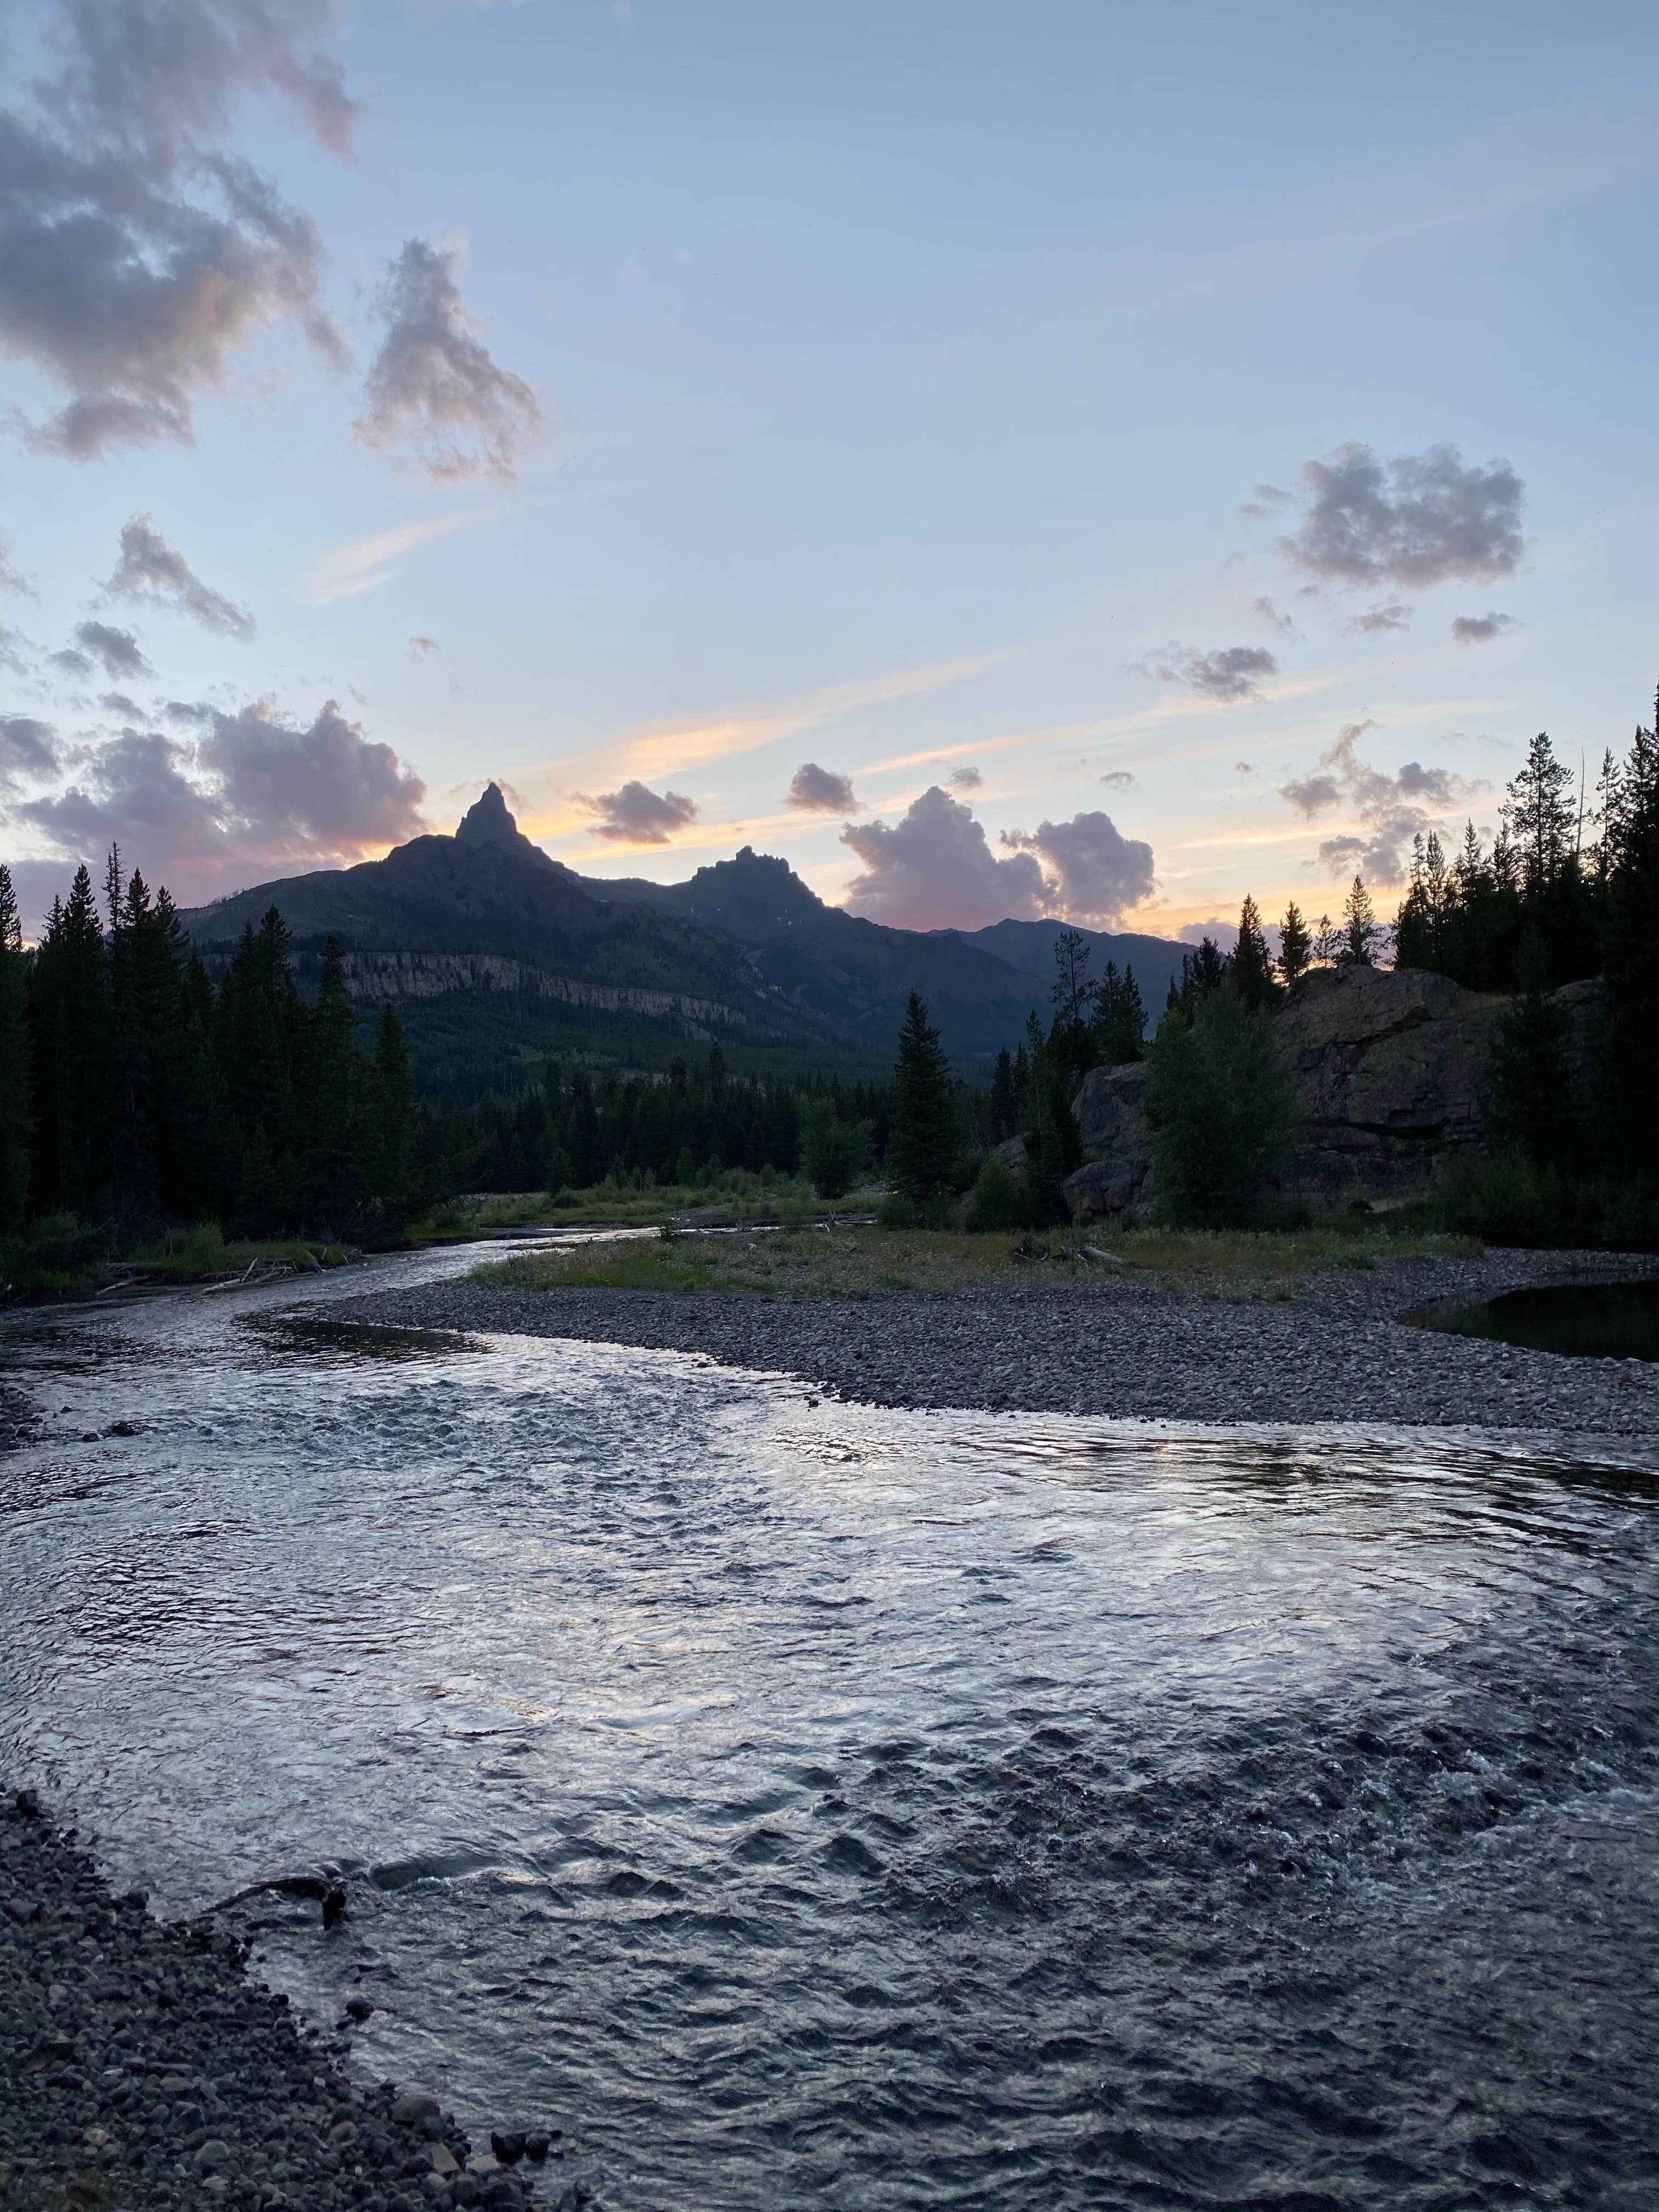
top-left (3, 1241), bottom-right (1657, 2209)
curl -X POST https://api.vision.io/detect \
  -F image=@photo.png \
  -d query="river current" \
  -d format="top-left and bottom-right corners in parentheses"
top-left (3, 1243), bottom-right (1658, 2209)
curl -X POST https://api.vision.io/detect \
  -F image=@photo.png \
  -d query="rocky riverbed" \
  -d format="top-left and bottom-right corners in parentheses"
top-left (329, 1245), bottom-right (1659, 1441)
top-left (0, 1794), bottom-right (582, 2212)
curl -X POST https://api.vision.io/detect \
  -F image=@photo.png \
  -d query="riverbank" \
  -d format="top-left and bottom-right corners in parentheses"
top-left (331, 1244), bottom-right (1659, 1437)
top-left (0, 1794), bottom-right (566, 2212)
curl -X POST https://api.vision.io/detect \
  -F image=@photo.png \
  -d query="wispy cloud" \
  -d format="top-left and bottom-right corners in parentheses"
top-left (300, 506), bottom-right (523, 602)
top-left (611, 654), bottom-right (991, 782)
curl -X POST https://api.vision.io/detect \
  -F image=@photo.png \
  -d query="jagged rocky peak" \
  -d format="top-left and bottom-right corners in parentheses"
top-left (455, 781), bottom-right (559, 872)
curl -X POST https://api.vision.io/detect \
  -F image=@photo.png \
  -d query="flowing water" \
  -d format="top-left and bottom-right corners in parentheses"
top-left (3, 1244), bottom-right (1658, 2210)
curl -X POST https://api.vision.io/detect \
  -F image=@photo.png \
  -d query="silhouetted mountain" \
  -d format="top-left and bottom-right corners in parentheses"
top-left (179, 806), bottom-right (1191, 1070)
top-left (576, 846), bottom-right (1189, 1059)
top-left (940, 918), bottom-right (1188, 1009)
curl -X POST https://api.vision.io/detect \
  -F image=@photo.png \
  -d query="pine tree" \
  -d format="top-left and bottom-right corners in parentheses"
top-left (1337, 875), bottom-right (1383, 967)
top-left (1104, 965), bottom-right (1146, 1063)
top-left (364, 1004), bottom-right (416, 1214)
top-left (1600, 693), bottom-right (1659, 1171)
top-left (1230, 894), bottom-right (1278, 1009)
top-left (0, 865), bottom-right (31, 1231)
top-left (888, 990), bottom-right (957, 1204)
top-left (1049, 927), bottom-right (1095, 1075)
top-left (303, 936), bottom-right (364, 1229)
top-left (1143, 989), bottom-right (1290, 1227)
top-left (989, 1046), bottom-right (1019, 1141)
top-left (1277, 902), bottom-right (1311, 987)
top-left (29, 864), bottom-right (107, 1212)
top-left (1504, 731), bottom-right (1575, 902)
top-left (1487, 929), bottom-right (1574, 1169)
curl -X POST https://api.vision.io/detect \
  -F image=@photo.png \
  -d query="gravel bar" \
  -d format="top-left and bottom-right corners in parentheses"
top-left (330, 1247), bottom-right (1659, 1441)
top-left (0, 1794), bottom-right (586, 2212)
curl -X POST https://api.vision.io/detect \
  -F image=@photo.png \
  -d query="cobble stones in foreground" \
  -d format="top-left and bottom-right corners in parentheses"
top-left (0, 1797), bottom-right (580, 2212)
top-left (334, 1248), bottom-right (1659, 1440)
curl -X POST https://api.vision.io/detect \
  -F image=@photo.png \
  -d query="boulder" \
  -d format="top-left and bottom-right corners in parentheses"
top-left (1068, 1063), bottom-right (1152, 1218)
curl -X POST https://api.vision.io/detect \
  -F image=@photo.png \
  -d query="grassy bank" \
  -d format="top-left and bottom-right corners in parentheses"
top-left (0, 1215), bottom-right (350, 1301)
top-left (471, 1220), bottom-right (1479, 1301)
top-left (407, 1169), bottom-right (838, 1242)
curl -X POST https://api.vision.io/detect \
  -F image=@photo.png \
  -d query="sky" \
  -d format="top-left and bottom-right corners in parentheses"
top-left (2, 0), bottom-right (1657, 942)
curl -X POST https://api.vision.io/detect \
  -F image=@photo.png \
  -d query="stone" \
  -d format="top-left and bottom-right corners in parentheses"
top-left (392, 2094), bottom-right (441, 2129)
top-left (490, 2131), bottom-right (526, 2164)
top-left (194, 2136), bottom-right (233, 2171)
top-left (420, 2177), bottom-right (452, 2206)
top-left (344, 1997), bottom-right (374, 2022)
top-left (427, 2144), bottom-right (460, 2177)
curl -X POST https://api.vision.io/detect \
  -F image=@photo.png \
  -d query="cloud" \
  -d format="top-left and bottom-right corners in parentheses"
top-left (1342, 600), bottom-right (1413, 635)
top-left (0, 0), bottom-right (354, 457)
top-left (408, 634), bottom-right (439, 659)
top-left (1278, 719), bottom-right (1485, 882)
top-left (0, 713), bottom-right (59, 789)
top-left (1099, 769), bottom-right (1137, 789)
top-left (579, 779), bottom-right (698, 845)
top-left (0, 533), bottom-right (35, 596)
top-left (1251, 596), bottom-right (1300, 637)
top-left (1451, 610), bottom-right (1515, 644)
top-left (67, 620), bottom-right (151, 680)
top-left (840, 787), bottom-right (1154, 930)
top-left (1239, 483), bottom-right (1294, 520)
top-left (1278, 442), bottom-right (1525, 588)
top-left (1234, 761), bottom-right (1255, 778)
top-left (1002, 810), bottom-right (1155, 925)
top-left (842, 786), bottom-right (1048, 929)
top-left (105, 515), bottom-right (256, 637)
top-left (196, 700), bottom-right (428, 853)
top-left (301, 509), bottom-right (509, 603)
top-left (11, 698), bottom-right (427, 897)
top-left (0, 627), bottom-right (31, 675)
top-left (355, 239), bottom-right (545, 483)
top-left (948, 765), bottom-right (982, 789)
top-left (99, 691), bottom-right (142, 718)
top-left (785, 761), bottom-right (860, 814)
top-left (1142, 642), bottom-right (1277, 703)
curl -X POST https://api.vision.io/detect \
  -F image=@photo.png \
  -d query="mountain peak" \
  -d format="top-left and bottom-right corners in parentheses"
top-left (455, 782), bottom-right (560, 873)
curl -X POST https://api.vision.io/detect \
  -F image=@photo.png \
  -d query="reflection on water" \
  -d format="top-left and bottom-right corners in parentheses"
top-left (1405, 1276), bottom-right (1659, 1362)
top-left (2, 1252), bottom-right (1658, 2211)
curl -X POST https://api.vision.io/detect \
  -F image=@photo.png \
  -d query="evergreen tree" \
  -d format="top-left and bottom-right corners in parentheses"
top-left (364, 1004), bottom-right (416, 1214)
top-left (1337, 874), bottom-right (1383, 966)
top-left (29, 864), bottom-right (107, 1212)
top-left (1277, 902), bottom-right (1311, 987)
top-left (303, 936), bottom-right (364, 1228)
top-left (1600, 693), bottom-right (1659, 1171)
top-left (888, 990), bottom-right (957, 1204)
top-left (1049, 927), bottom-right (1096, 1075)
top-left (801, 1095), bottom-right (865, 1199)
top-left (1505, 731), bottom-right (1576, 901)
top-left (988, 1046), bottom-right (1019, 1141)
top-left (0, 865), bottom-right (31, 1231)
top-left (1486, 929), bottom-right (1574, 1169)
top-left (1230, 894), bottom-right (1278, 1009)
top-left (1143, 989), bottom-right (1290, 1228)
top-left (1103, 964), bottom-right (1146, 1063)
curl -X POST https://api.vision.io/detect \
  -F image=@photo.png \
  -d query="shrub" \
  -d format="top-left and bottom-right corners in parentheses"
top-left (877, 1192), bottom-right (917, 1230)
top-left (964, 1155), bottom-right (1022, 1233)
top-left (800, 1097), bottom-right (867, 1200)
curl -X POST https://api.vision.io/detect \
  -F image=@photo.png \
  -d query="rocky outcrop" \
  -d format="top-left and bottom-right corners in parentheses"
top-left (335, 948), bottom-right (742, 1029)
top-left (1068, 1063), bottom-right (1152, 1217)
top-left (1063, 967), bottom-right (1607, 1220)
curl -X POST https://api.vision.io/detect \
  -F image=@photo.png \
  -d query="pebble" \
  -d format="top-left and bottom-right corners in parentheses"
top-left (0, 1796), bottom-right (579, 2211)
top-left (330, 1248), bottom-right (1659, 1441)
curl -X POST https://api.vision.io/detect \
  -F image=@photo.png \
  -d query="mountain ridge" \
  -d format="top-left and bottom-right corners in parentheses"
top-left (180, 789), bottom-right (1189, 1064)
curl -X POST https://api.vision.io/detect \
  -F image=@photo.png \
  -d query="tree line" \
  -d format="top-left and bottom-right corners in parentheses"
top-left (0, 853), bottom-right (944, 1247)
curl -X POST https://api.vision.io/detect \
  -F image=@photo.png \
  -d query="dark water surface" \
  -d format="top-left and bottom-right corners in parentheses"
top-left (1406, 1277), bottom-right (1659, 1364)
top-left (3, 1249), bottom-right (1658, 2210)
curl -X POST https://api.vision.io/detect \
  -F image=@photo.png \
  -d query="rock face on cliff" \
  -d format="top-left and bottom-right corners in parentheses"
top-left (1064, 966), bottom-right (1606, 1219)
